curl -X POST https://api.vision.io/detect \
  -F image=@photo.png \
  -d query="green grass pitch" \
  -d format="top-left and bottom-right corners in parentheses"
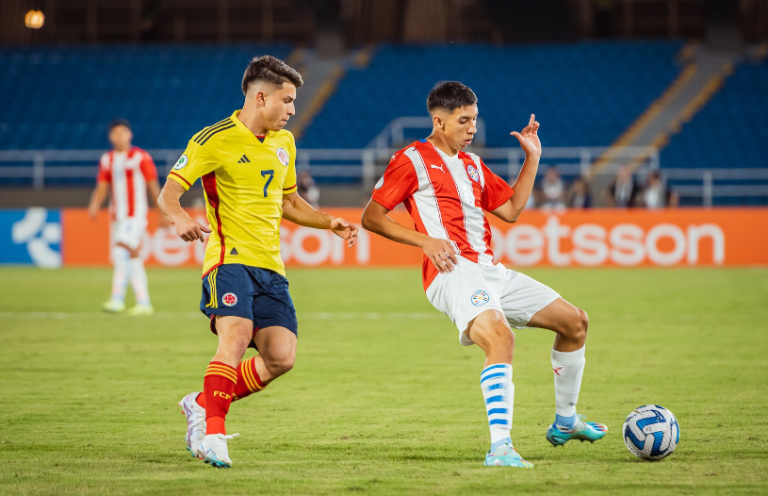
top-left (0, 266), bottom-right (767, 495)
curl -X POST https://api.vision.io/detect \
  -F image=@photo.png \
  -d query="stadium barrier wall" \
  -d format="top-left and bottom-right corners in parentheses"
top-left (1, 208), bottom-right (767, 268)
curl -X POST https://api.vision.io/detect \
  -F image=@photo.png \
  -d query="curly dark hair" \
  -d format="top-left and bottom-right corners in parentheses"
top-left (241, 55), bottom-right (304, 95)
top-left (427, 81), bottom-right (478, 114)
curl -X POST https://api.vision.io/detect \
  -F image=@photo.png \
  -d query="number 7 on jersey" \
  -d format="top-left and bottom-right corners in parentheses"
top-left (261, 169), bottom-right (274, 197)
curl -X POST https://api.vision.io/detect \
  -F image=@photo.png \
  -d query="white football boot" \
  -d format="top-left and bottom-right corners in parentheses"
top-left (178, 392), bottom-right (206, 459)
top-left (202, 433), bottom-right (240, 469)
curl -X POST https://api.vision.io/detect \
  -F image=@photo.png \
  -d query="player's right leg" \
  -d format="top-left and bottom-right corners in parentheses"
top-left (466, 310), bottom-right (533, 469)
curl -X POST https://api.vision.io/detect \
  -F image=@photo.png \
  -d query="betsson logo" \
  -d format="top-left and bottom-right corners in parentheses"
top-left (134, 215), bottom-right (724, 267)
top-left (489, 216), bottom-right (725, 267)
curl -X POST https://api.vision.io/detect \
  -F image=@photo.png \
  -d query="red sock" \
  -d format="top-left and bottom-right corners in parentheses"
top-left (196, 357), bottom-right (266, 409)
top-left (233, 357), bottom-right (266, 400)
top-left (203, 361), bottom-right (237, 435)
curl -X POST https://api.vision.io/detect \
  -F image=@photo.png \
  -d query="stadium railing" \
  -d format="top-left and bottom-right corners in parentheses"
top-left (3, 146), bottom-right (766, 206)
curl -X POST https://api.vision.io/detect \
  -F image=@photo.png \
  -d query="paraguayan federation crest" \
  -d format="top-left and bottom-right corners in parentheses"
top-left (467, 164), bottom-right (480, 183)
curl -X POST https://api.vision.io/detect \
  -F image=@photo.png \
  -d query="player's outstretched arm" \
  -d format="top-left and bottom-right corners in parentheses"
top-left (282, 191), bottom-right (358, 248)
top-left (490, 114), bottom-right (542, 223)
top-left (361, 199), bottom-right (458, 273)
top-left (157, 180), bottom-right (211, 242)
top-left (87, 181), bottom-right (109, 220)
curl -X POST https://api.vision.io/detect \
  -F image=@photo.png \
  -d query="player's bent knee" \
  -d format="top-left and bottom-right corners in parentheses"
top-left (263, 354), bottom-right (295, 378)
top-left (567, 308), bottom-right (589, 344)
top-left (469, 311), bottom-right (515, 351)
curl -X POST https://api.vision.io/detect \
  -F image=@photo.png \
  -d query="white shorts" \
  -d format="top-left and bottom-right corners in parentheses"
top-left (111, 217), bottom-right (147, 251)
top-left (426, 258), bottom-right (560, 346)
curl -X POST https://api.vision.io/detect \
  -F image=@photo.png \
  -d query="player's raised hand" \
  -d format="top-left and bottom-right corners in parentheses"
top-left (174, 215), bottom-right (212, 242)
top-left (421, 237), bottom-right (459, 273)
top-left (330, 217), bottom-right (359, 248)
top-left (510, 114), bottom-right (541, 159)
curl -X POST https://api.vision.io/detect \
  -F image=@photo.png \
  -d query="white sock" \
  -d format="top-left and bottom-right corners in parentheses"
top-left (128, 257), bottom-right (151, 306)
top-left (110, 246), bottom-right (130, 303)
top-left (480, 363), bottom-right (514, 450)
top-left (551, 346), bottom-right (586, 423)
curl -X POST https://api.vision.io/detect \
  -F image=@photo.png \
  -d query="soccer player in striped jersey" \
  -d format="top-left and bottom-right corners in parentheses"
top-left (88, 119), bottom-right (160, 315)
top-left (361, 82), bottom-right (607, 468)
top-left (158, 55), bottom-right (358, 469)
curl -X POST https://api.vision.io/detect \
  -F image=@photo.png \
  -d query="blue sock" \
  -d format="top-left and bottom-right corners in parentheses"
top-left (481, 364), bottom-right (514, 451)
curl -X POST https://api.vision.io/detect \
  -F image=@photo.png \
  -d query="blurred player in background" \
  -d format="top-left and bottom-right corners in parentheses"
top-left (158, 55), bottom-right (358, 469)
top-left (361, 82), bottom-right (606, 468)
top-left (88, 119), bottom-right (160, 315)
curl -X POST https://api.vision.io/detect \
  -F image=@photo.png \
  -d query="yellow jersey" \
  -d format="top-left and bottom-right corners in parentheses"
top-left (168, 110), bottom-right (298, 277)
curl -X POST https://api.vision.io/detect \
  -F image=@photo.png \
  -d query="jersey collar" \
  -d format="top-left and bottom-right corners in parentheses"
top-left (231, 110), bottom-right (271, 144)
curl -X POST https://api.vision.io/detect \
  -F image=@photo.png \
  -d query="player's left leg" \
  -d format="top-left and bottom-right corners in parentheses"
top-left (528, 299), bottom-right (607, 446)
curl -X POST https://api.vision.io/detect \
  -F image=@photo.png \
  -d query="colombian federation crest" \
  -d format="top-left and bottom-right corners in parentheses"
top-left (467, 164), bottom-right (480, 183)
top-left (471, 290), bottom-right (490, 307)
top-left (276, 147), bottom-right (290, 166)
top-left (222, 292), bottom-right (238, 307)
top-left (173, 154), bottom-right (188, 170)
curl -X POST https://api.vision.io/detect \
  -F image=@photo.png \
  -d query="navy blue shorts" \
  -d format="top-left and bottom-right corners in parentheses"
top-left (200, 264), bottom-right (298, 344)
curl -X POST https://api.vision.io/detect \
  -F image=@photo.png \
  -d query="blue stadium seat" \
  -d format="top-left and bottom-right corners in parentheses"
top-left (661, 57), bottom-right (768, 205)
top-left (299, 41), bottom-right (684, 149)
top-left (0, 44), bottom-right (293, 151)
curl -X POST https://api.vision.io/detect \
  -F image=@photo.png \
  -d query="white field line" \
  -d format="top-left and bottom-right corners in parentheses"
top-left (0, 311), bottom-right (443, 320)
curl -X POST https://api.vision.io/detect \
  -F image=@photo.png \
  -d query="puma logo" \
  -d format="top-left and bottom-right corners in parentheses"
top-left (430, 164), bottom-right (445, 173)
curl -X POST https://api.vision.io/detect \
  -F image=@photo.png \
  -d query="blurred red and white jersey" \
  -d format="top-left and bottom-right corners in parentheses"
top-left (372, 139), bottom-right (514, 291)
top-left (97, 147), bottom-right (158, 221)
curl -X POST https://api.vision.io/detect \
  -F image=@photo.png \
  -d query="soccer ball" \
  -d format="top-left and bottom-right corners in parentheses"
top-left (623, 404), bottom-right (680, 461)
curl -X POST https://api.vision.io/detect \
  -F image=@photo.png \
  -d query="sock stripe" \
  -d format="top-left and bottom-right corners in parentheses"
top-left (487, 408), bottom-right (508, 416)
top-left (489, 418), bottom-right (510, 426)
top-left (481, 364), bottom-right (508, 376)
top-left (205, 363), bottom-right (237, 383)
top-left (485, 395), bottom-right (504, 405)
top-left (481, 372), bottom-right (506, 384)
top-left (240, 358), bottom-right (264, 392)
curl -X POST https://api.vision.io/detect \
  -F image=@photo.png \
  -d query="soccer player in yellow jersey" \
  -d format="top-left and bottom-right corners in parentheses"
top-left (158, 55), bottom-right (358, 469)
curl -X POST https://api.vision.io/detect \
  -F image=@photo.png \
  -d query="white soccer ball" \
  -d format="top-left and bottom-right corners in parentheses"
top-left (623, 404), bottom-right (680, 461)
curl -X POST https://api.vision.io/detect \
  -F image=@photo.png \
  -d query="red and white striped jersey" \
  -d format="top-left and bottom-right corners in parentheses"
top-left (97, 147), bottom-right (158, 221)
top-left (372, 139), bottom-right (514, 291)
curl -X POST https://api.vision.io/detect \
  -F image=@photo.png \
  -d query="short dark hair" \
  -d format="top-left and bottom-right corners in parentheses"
top-left (427, 81), bottom-right (477, 114)
top-left (241, 55), bottom-right (304, 95)
top-left (108, 119), bottom-right (131, 131)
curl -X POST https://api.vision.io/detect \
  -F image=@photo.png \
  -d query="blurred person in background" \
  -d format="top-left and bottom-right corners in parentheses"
top-left (606, 165), bottom-right (639, 208)
top-left (641, 171), bottom-right (666, 209)
top-left (88, 119), bottom-right (161, 315)
top-left (539, 166), bottom-right (566, 210)
top-left (567, 176), bottom-right (592, 209)
top-left (297, 171), bottom-right (320, 207)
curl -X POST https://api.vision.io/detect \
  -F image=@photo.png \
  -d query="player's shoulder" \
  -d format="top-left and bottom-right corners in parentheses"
top-left (190, 116), bottom-right (238, 148)
top-left (388, 140), bottom-right (424, 166)
top-left (130, 146), bottom-right (152, 158)
top-left (270, 129), bottom-right (296, 148)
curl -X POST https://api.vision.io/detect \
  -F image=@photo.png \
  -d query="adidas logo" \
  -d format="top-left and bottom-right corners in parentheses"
top-left (230, 247), bottom-right (239, 255)
top-left (237, 154), bottom-right (251, 164)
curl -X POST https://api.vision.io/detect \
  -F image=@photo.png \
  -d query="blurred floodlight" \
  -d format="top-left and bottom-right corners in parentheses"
top-left (25, 10), bottom-right (45, 29)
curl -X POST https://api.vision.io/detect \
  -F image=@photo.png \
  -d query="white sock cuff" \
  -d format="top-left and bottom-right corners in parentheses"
top-left (551, 346), bottom-right (585, 366)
